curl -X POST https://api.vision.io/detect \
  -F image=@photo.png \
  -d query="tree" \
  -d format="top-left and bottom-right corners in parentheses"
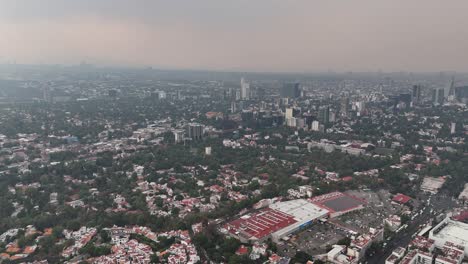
top-left (291, 251), bottom-right (312, 263)
top-left (100, 229), bottom-right (110, 243)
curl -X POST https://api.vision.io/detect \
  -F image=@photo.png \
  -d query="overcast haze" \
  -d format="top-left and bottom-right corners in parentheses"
top-left (1, 0), bottom-right (468, 72)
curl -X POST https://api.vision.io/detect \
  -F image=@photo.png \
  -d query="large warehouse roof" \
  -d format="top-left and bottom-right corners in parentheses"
top-left (224, 208), bottom-right (297, 240)
top-left (309, 192), bottom-right (365, 214)
top-left (269, 199), bottom-right (329, 221)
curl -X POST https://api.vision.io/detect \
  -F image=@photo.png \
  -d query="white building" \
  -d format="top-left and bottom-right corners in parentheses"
top-left (240, 78), bottom-right (250, 100)
top-left (420, 177), bottom-right (446, 194)
top-left (269, 199), bottom-right (329, 242)
top-left (311, 121), bottom-right (320, 131)
top-left (458, 183), bottom-right (468, 200)
top-left (429, 217), bottom-right (468, 257)
top-left (205, 147), bottom-right (212, 155)
top-left (285, 108), bottom-right (294, 119)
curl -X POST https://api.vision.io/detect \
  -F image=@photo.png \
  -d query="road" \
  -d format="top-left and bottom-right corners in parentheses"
top-left (367, 193), bottom-right (457, 264)
top-left (367, 205), bottom-right (431, 263)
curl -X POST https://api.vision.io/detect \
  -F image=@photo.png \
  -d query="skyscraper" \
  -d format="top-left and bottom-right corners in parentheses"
top-left (318, 106), bottom-right (330, 124)
top-left (43, 85), bottom-right (51, 102)
top-left (412, 85), bottom-right (422, 105)
top-left (280, 83), bottom-right (301, 98)
top-left (448, 77), bottom-right (456, 102)
top-left (431, 88), bottom-right (444, 105)
top-left (240, 78), bottom-right (250, 100)
top-left (311, 120), bottom-right (320, 131)
top-left (230, 101), bottom-right (237, 113)
top-left (285, 108), bottom-right (299, 119)
top-left (340, 97), bottom-right (349, 117)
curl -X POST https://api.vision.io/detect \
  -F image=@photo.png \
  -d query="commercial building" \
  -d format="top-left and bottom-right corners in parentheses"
top-left (412, 85), bottom-right (422, 105)
top-left (240, 78), bottom-right (250, 100)
top-left (347, 228), bottom-right (384, 260)
top-left (340, 97), bottom-right (349, 117)
top-left (318, 106), bottom-right (330, 124)
top-left (429, 217), bottom-right (468, 257)
top-left (269, 199), bottom-right (329, 242)
top-left (223, 208), bottom-right (296, 243)
top-left (223, 199), bottom-right (328, 243)
top-left (420, 176), bottom-right (446, 194)
top-left (432, 88), bottom-right (445, 105)
top-left (385, 247), bottom-right (406, 264)
top-left (400, 243), bottom-right (464, 264)
top-left (454, 86), bottom-right (468, 104)
top-left (309, 192), bottom-right (366, 218)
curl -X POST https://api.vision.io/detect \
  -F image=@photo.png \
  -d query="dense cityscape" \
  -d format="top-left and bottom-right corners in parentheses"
top-left (0, 65), bottom-right (467, 264)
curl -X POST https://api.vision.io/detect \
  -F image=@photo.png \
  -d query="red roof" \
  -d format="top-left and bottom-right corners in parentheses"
top-left (453, 211), bottom-right (468, 222)
top-left (225, 208), bottom-right (297, 240)
top-left (236, 245), bottom-right (249, 255)
top-left (392, 193), bottom-right (411, 204)
top-left (342, 176), bottom-right (353, 182)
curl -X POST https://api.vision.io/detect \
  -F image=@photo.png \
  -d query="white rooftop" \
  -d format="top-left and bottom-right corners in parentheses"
top-left (458, 183), bottom-right (468, 200)
top-left (430, 219), bottom-right (468, 257)
top-left (421, 177), bottom-right (445, 193)
top-left (434, 220), bottom-right (468, 244)
top-left (270, 199), bottom-right (329, 221)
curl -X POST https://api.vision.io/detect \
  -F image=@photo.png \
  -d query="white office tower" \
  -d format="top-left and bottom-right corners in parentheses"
top-left (240, 78), bottom-right (250, 100)
top-left (205, 147), bottom-right (212, 155)
top-left (451, 122), bottom-right (456, 134)
top-left (285, 108), bottom-right (294, 119)
top-left (286, 117), bottom-right (297, 127)
top-left (311, 121), bottom-right (320, 131)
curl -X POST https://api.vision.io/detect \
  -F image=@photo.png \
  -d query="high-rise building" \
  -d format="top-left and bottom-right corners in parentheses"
top-left (285, 108), bottom-right (294, 119)
top-left (280, 83), bottom-right (301, 98)
top-left (340, 97), bottom-right (349, 117)
top-left (177, 90), bottom-right (184, 100)
top-left (451, 122), bottom-right (456, 134)
top-left (186, 123), bottom-right (204, 141)
top-left (285, 108), bottom-right (299, 119)
top-left (205, 147), bottom-right (212, 155)
top-left (311, 121), bottom-right (320, 131)
top-left (329, 111), bottom-right (336, 123)
top-left (448, 77), bottom-right (456, 102)
top-left (412, 85), bottom-right (422, 105)
top-left (230, 101), bottom-right (237, 113)
top-left (286, 117), bottom-right (297, 127)
top-left (399, 93), bottom-right (412, 107)
top-left (296, 118), bottom-right (306, 129)
top-left (431, 88), bottom-right (445, 105)
top-left (318, 106), bottom-right (330, 124)
top-left (173, 130), bottom-right (185, 143)
top-left (454, 86), bottom-right (468, 104)
top-left (43, 86), bottom-right (51, 102)
top-left (240, 78), bottom-right (250, 100)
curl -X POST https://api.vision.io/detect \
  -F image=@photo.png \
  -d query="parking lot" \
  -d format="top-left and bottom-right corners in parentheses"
top-left (276, 221), bottom-right (349, 257)
top-left (275, 190), bottom-right (436, 258)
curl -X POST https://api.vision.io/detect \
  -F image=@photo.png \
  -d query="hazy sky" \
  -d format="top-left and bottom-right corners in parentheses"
top-left (1, 0), bottom-right (468, 72)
